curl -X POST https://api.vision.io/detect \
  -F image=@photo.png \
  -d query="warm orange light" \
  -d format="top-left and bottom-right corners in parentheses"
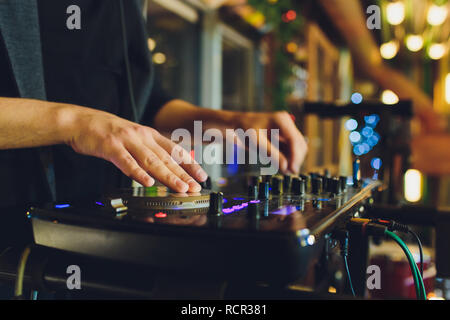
top-left (286, 42), bottom-right (298, 54)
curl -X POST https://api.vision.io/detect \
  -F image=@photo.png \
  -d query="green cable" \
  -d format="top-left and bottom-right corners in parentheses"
top-left (385, 230), bottom-right (426, 300)
top-left (14, 246), bottom-right (31, 298)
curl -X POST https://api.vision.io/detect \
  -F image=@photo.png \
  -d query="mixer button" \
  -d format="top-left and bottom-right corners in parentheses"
top-left (311, 177), bottom-right (323, 195)
top-left (208, 192), bottom-right (223, 216)
top-left (339, 176), bottom-right (348, 192)
top-left (283, 175), bottom-right (292, 191)
top-left (248, 185), bottom-right (258, 199)
top-left (258, 182), bottom-right (270, 200)
top-left (200, 176), bottom-right (212, 189)
top-left (292, 177), bottom-right (305, 195)
top-left (247, 201), bottom-right (260, 220)
top-left (271, 177), bottom-right (283, 195)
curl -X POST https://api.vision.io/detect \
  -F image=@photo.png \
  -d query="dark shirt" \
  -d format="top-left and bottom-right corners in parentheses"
top-left (0, 0), bottom-right (173, 206)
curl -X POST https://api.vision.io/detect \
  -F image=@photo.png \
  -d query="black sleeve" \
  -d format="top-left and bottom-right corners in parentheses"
top-left (140, 73), bottom-right (175, 126)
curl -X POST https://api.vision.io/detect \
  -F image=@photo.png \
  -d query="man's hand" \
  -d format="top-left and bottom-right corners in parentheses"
top-left (64, 107), bottom-right (208, 193)
top-left (232, 111), bottom-right (308, 174)
top-left (154, 100), bottom-right (308, 175)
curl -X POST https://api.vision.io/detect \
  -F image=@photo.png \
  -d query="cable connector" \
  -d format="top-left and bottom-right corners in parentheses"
top-left (331, 229), bottom-right (349, 257)
top-left (349, 218), bottom-right (388, 237)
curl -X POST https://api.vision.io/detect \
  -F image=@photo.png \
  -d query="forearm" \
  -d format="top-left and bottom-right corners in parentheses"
top-left (0, 97), bottom-right (85, 149)
top-left (152, 99), bottom-right (240, 133)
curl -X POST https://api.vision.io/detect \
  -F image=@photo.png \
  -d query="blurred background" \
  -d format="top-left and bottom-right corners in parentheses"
top-left (141, 0), bottom-right (450, 299)
top-left (144, 0), bottom-right (450, 206)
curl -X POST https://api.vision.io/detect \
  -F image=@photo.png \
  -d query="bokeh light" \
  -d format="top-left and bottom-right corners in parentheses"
top-left (428, 43), bottom-right (446, 60)
top-left (427, 4), bottom-right (448, 26)
top-left (349, 131), bottom-right (362, 143)
top-left (153, 52), bottom-right (167, 64)
top-left (345, 119), bottom-right (358, 131)
top-left (386, 2), bottom-right (405, 25)
top-left (404, 169), bottom-right (422, 202)
top-left (381, 90), bottom-right (399, 105)
top-left (380, 41), bottom-right (399, 59)
top-left (405, 35), bottom-right (424, 52)
top-left (351, 92), bottom-right (363, 104)
top-left (371, 157), bottom-right (382, 170)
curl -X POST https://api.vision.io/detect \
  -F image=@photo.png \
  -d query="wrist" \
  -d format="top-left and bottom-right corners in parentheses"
top-left (53, 103), bottom-right (86, 146)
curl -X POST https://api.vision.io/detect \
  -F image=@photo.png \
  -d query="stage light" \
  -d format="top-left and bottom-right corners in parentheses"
top-left (380, 41), bottom-right (399, 59)
top-left (351, 92), bottom-right (363, 104)
top-left (381, 90), bottom-right (399, 105)
top-left (428, 43), bottom-right (446, 60)
top-left (345, 119), bottom-right (358, 131)
top-left (427, 4), bottom-right (448, 26)
top-left (405, 35), bottom-right (424, 52)
top-left (147, 38), bottom-right (156, 52)
top-left (404, 169), bottom-right (422, 202)
top-left (153, 52), bottom-right (167, 64)
top-left (386, 2), bottom-right (405, 25)
top-left (446, 73), bottom-right (450, 104)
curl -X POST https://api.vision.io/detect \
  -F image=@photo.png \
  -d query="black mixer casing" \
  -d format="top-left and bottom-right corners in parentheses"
top-left (29, 177), bottom-right (381, 283)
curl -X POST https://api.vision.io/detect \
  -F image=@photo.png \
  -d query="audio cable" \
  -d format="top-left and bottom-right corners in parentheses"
top-left (353, 218), bottom-right (424, 278)
top-left (14, 246), bottom-right (32, 299)
top-left (349, 218), bottom-right (426, 300)
top-left (331, 230), bottom-right (356, 297)
top-left (384, 230), bottom-right (426, 300)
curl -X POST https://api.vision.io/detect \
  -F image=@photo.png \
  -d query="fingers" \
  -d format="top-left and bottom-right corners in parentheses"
top-left (102, 125), bottom-right (206, 193)
top-left (153, 133), bottom-right (208, 183)
top-left (107, 145), bottom-right (155, 187)
top-left (149, 142), bottom-right (202, 193)
top-left (257, 129), bottom-right (289, 173)
top-left (275, 112), bottom-right (308, 174)
top-left (125, 142), bottom-right (191, 193)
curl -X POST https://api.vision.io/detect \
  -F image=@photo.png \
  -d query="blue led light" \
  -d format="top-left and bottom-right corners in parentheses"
top-left (345, 119), bottom-right (358, 131)
top-left (349, 131), bottom-right (362, 143)
top-left (54, 204), bottom-right (70, 209)
top-left (95, 201), bottom-right (104, 206)
top-left (233, 197), bottom-right (245, 201)
top-left (351, 93), bottom-right (363, 104)
top-left (371, 157), bottom-right (382, 170)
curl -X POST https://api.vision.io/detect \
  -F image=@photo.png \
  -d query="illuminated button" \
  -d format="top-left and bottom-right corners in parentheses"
top-left (154, 212), bottom-right (167, 218)
top-left (54, 204), bottom-right (70, 209)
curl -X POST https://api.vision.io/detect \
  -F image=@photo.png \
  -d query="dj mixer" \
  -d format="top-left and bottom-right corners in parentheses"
top-left (29, 173), bottom-right (382, 283)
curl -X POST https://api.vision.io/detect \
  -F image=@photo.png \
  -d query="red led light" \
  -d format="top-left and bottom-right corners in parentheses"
top-left (155, 212), bottom-right (167, 218)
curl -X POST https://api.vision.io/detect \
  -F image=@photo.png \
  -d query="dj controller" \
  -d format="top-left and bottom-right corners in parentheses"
top-left (29, 171), bottom-right (382, 284)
